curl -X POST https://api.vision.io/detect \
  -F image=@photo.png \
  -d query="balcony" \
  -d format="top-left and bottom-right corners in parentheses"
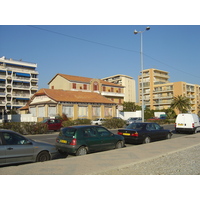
top-left (101, 91), bottom-right (125, 97)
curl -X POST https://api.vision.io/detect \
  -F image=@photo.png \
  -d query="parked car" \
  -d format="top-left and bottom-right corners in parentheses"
top-left (41, 118), bottom-right (63, 131)
top-left (118, 122), bottom-right (172, 144)
top-left (0, 130), bottom-right (57, 166)
top-left (55, 125), bottom-right (125, 156)
top-left (126, 117), bottom-right (142, 125)
top-left (175, 113), bottom-right (200, 134)
top-left (91, 118), bottom-right (105, 125)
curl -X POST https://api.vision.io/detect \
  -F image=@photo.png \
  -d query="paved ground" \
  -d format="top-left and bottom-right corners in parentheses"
top-left (1, 133), bottom-right (200, 175)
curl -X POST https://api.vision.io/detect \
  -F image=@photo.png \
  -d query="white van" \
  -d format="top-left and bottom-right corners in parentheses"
top-left (175, 113), bottom-right (200, 134)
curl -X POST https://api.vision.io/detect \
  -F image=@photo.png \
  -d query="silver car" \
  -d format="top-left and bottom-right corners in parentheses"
top-left (0, 129), bottom-right (57, 166)
top-left (126, 117), bottom-right (142, 125)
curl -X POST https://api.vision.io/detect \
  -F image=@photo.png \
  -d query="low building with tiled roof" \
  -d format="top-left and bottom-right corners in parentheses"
top-left (21, 88), bottom-right (117, 120)
top-left (48, 73), bottom-right (125, 105)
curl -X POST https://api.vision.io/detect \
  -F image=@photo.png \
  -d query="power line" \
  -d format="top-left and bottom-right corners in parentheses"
top-left (27, 25), bottom-right (200, 80)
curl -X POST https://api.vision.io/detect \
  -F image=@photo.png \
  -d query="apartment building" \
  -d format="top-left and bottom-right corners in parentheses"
top-left (102, 74), bottom-right (136, 102)
top-left (48, 73), bottom-right (125, 105)
top-left (0, 56), bottom-right (38, 114)
top-left (138, 68), bottom-right (200, 114)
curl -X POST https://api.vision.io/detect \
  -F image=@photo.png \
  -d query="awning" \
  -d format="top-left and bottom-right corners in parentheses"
top-left (16, 72), bottom-right (30, 77)
top-left (15, 98), bottom-right (30, 100)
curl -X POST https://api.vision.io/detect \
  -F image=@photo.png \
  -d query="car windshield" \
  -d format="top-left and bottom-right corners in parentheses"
top-left (60, 128), bottom-right (77, 138)
top-left (126, 123), bottom-right (145, 130)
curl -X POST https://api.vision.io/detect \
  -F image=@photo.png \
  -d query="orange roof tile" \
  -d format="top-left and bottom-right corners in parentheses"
top-left (34, 88), bottom-right (116, 104)
top-left (49, 73), bottom-right (124, 87)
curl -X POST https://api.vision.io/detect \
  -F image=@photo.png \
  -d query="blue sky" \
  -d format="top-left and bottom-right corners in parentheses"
top-left (1, 25), bottom-right (200, 93)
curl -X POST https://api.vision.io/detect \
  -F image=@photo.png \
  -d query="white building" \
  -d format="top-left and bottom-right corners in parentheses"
top-left (0, 56), bottom-right (38, 114)
top-left (102, 74), bottom-right (136, 102)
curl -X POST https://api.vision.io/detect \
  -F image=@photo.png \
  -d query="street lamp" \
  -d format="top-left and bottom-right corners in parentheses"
top-left (134, 26), bottom-right (150, 122)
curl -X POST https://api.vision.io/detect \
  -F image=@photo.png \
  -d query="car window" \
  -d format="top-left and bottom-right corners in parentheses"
top-left (2, 132), bottom-right (29, 145)
top-left (83, 128), bottom-right (98, 137)
top-left (127, 123), bottom-right (144, 130)
top-left (154, 123), bottom-right (161, 130)
top-left (95, 127), bottom-right (111, 137)
top-left (146, 124), bottom-right (157, 131)
top-left (61, 128), bottom-right (76, 138)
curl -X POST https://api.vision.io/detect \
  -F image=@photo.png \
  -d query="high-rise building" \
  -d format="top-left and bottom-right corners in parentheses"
top-left (0, 56), bottom-right (38, 114)
top-left (138, 68), bottom-right (200, 114)
top-left (102, 74), bottom-right (136, 102)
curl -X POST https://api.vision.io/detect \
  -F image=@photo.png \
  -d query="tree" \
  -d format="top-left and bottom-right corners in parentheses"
top-left (171, 95), bottom-right (191, 114)
top-left (122, 102), bottom-right (141, 112)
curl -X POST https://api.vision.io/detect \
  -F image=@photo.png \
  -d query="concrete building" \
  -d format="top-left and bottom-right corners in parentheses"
top-left (138, 68), bottom-right (200, 114)
top-left (48, 73), bottom-right (125, 105)
top-left (102, 74), bottom-right (136, 103)
top-left (21, 88), bottom-right (117, 121)
top-left (0, 56), bottom-right (38, 114)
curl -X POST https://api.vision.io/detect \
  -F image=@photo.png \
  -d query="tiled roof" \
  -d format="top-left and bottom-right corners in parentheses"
top-left (50, 73), bottom-right (124, 87)
top-left (35, 88), bottom-right (116, 104)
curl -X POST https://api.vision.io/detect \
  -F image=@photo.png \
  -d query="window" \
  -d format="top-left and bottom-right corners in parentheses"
top-left (2, 132), bottom-right (29, 145)
top-left (96, 127), bottom-right (111, 137)
top-left (62, 105), bottom-right (74, 118)
top-left (72, 83), bottom-right (76, 89)
top-left (104, 107), bottom-right (112, 117)
top-left (48, 106), bottom-right (56, 117)
top-left (38, 106), bottom-right (45, 117)
top-left (111, 87), bottom-right (114, 92)
top-left (83, 84), bottom-right (87, 90)
top-left (93, 82), bottom-right (98, 91)
top-left (83, 127), bottom-right (98, 137)
top-left (30, 107), bottom-right (36, 117)
top-left (78, 106), bottom-right (88, 117)
top-left (92, 106), bottom-right (100, 117)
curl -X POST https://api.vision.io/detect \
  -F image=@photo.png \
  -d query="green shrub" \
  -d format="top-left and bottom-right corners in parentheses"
top-left (102, 118), bottom-right (126, 129)
top-left (62, 119), bottom-right (91, 127)
top-left (23, 122), bottom-right (48, 135)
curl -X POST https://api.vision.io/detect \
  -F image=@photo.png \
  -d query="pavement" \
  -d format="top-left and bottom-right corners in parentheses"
top-left (1, 132), bottom-right (200, 175)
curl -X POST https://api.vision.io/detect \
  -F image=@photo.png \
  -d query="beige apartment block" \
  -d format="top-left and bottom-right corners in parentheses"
top-left (138, 68), bottom-right (200, 114)
top-left (102, 74), bottom-right (136, 102)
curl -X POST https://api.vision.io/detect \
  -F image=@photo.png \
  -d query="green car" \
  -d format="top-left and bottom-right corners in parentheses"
top-left (55, 125), bottom-right (125, 156)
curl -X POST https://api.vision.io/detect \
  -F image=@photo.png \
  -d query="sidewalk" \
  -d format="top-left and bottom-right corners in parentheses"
top-left (1, 133), bottom-right (200, 175)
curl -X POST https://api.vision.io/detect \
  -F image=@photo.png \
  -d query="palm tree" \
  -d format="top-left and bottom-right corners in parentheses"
top-left (171, 95), bottom-right (191, 114)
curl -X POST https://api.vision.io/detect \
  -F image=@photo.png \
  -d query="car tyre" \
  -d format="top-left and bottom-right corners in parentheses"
top-left (143, 136), bottom-right (151, 144)
top-left (36, 151), bottom-right (50, 162)
top-left (166, 133), bottom-right (172, 139)
top-left (76, 146), bottom-right (88, 156)
top-left (115, 141), bottom-right (123, 149)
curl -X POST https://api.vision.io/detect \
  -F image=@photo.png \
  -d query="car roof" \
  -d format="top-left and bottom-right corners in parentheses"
top-left (64, 125), bottom-right (102, 129)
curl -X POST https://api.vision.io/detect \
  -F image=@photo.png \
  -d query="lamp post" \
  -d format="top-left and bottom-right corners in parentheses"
top-left (134, 26), bottom-right (150, 122)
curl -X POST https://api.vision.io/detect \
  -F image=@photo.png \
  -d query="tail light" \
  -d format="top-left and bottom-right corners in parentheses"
top-left (192, 123), bottom-right (194, 128)
top-left (118, 131), bottom-right (123, 135)
top-left (131, 132), bottom-right (138, 137)
top-left (70, 138), bottom-right (77, 146)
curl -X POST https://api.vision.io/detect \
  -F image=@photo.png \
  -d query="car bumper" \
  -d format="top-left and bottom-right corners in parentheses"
top-left (55, 143), bottom-right (78, 155)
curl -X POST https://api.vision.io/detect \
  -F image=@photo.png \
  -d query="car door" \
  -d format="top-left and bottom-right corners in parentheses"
top-left (83, 127), bottom-right (102, 152)
top-left (0, 134), bottom-right (6, 165)
top-left (1, 131), bottom-right (34, 164)
top-left (95, 126), bottom-right (115, 150)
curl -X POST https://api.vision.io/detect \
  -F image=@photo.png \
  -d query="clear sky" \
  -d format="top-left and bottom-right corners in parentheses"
top-left (1, 25), bottom-right (200, 92)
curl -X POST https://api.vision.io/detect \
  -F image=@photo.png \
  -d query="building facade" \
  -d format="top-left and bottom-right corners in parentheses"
top-left (21, 88), bottom-right (117, 121)
top-left (138, 68), bottom-right (200, 114)
top-left (0, 56), bottom-right (38, 114)
top-left (102, 74), bottom-right (136, 102)
top-left (48, 73), bottom-right (125, 105)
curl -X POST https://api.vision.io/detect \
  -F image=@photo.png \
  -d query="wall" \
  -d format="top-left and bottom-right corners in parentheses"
top-left (119, 110), bottom-right (141, 120)
top-left (7, 114), bottom-right (37, 122)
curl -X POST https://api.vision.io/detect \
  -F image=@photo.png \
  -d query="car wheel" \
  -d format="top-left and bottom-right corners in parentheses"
top-left (143, 136), bottom-right (151, 144)
top-left (36, 151), bottom-right (50, 162)
top-left (115, 141), bottom-right (123, 149)
top-left (76, 146), bottom-right (88, 156)
top-left (166, 133), bottom-right (171, 139)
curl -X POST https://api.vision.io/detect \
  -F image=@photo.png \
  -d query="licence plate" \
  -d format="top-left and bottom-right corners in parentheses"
top-left (60, 139), bottom-right (67, 144)
top-left (178, 123), bottom-right (184, 126)
top-left (123, 133), bottom-right (130, 136)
